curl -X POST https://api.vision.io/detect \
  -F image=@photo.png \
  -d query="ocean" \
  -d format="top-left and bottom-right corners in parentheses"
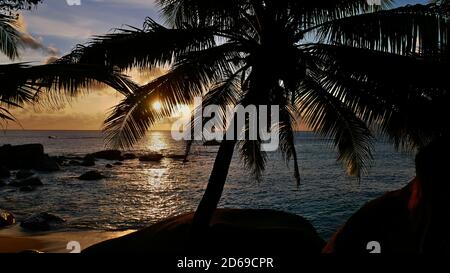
top-left (0, 130), bottom-right (416, 240)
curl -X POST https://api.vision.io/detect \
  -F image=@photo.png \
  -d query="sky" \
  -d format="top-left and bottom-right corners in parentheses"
top-left (3, 0), bottom-right (428, 130)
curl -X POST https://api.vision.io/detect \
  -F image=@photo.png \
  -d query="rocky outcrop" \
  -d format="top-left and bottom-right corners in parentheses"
top-left (0, 209), bottom-right (15, 227)
top-left (139, 153), bottom-right (163, 162)
top-left (123, 153), bottom-right (137, 160)
top-left (20, 212), bottom-right (65, 231)
top-left (0, 144), bottom-right (59, 172)
top-left (84, 209), bottom-right (326, 254)
top-left (0, 165), bottom-right (10, 178)
top-left (78, 171), bottom-right (106, 181)
top-left (323, 178), bottom-right (422, 254)
top-left (20, 186), bottom-right (35, 192)
top-left (16, 170), bottom-right (35, 180)
top-left (9, 177), bottom-right (43, 187)
top-left (80, 158), bottom-right (96, 167)
top-left (166, 154), bottom-right (187, 161)
top-left (86, 150), bottom-right (123, 161)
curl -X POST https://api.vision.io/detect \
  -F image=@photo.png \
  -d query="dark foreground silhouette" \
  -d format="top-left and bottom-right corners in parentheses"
top-left (83, 209), bottom-right (325, 255)
top-left (324, 139), bottom-right (450, 254)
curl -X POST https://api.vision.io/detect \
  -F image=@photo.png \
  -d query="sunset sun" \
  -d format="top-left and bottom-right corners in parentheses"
top-left (152, 101), bottom-right (162, 111)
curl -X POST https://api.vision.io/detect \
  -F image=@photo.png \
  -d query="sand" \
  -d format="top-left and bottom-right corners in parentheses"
top-left (0, 226), bottom-right (134, 253)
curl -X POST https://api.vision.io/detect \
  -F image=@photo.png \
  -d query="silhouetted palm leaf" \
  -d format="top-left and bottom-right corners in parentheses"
top-left (0, 14), bottom-right (20, 59)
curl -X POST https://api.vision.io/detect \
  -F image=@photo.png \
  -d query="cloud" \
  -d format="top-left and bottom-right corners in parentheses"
top-left (20, 34), bottom-right (61, 56)
top-left (16, 15), bottom-right (61, 58)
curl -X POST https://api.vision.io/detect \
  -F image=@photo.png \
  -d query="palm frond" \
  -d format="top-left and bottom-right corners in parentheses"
top-left (64, 17), bottom-right (217, 72)
top-left (103, 42), bottom-right (242, 149)
top-left (239, 138), bottom-right (267, 182)
top-left (297, 72), bottom-right (374, 178)
top-left (277, 96), bottom-right (301, 186)
top-left (0, 62), bottom-right (136, 106)
top-left (311, 3), bottom-right (450, 57)
top-left (0, 14), bottom-right (21, 59)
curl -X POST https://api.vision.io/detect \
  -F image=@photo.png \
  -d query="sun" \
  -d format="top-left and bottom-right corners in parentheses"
top-left (152, 101), bottom-right (162, 111)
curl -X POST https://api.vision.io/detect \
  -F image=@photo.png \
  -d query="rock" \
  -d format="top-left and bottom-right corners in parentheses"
top-left (166, 154), bottom-right (187, 160)
top-left (0, 144), bottom-right (59, 172)
top-left (113, 162), bottom-right (123, 166)
top-left (323, 178), bottom-right (426, 254)
top-left (0, 144), bottom-right (44, 170)
top-left (0, 165), bottom-right (10, 178)
top-left (105, 164), bottom-right (113, 169)
top-left (16, 170), bottom-right (35, 180)
top-left (139, 153), bottom-right (164, 162)
top-left (20, 212), bottom-right (65, 231)
top-left (68, 160), bottom-right (81, 166)
top-left (52, 156), bottom-right (66, 165)
top-left (80, 158), bottom-right (96, 167)
top-left (0, 209), bottom-right (15, 227)
top-left (84, 209), bottom-right (325, 254)
top-left (36, 155), bottom-right (60, 172)
top-left (78, 171), bottom-right (106, 181)
top-left (86, 150), bottom-right (123, 161)
top-left (20, 186), bottom-right (35, 192)
top-left (123, 153), bottom-right (137, 160)
top-left (9, 177), bottom-right (43, 187)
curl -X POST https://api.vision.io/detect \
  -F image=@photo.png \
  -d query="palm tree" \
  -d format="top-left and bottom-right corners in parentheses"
top-left (0, 1), bottom-right (137, 127)
top-left (59, 0), bottom-right (450, 231)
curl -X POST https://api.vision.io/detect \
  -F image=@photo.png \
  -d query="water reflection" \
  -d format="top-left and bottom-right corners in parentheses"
top-left (146, 131), bottom-right (167, 152)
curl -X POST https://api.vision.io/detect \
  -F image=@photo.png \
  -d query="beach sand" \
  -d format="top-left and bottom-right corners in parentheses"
top-left (0, 226), bottom-right (134, 253)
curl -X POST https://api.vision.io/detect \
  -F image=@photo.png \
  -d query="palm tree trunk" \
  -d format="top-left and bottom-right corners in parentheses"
top-left (192, 139), bottom-right (237, 233)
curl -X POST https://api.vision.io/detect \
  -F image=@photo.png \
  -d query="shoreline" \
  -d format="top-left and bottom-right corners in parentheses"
top-left (0, 226), bottom-right (135, 253)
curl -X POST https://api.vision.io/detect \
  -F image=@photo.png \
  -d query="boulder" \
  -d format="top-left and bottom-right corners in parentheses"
top-left (84, 209), bottom-right (326, 255)
top-left (166, 154), bottom-right (187, 160)
top-left (20, 186), bottom-right (35, 192)
top-left (80, 158), bottom-right (96, 167)
top-left (86, 150), bottom-right (123, 161)
top-left (0, 209), bottom-right (15, 227)
top-left (0, 144), bottom-right (44, 170)
top-left (123, 153), bottom-right (137, 160)
top-left (0, 144), bottom-right (59, 172)
top-left (20, 212), bottom-right (65, 231)
top-left (68, 160), bottom-right (81, 166)
top-left (0, 165), bottom-right (10, 178)
top-left (105, 164), bottom-right (113, 169)
top-left (9, 177), bottom-right (43, 187)
top-left (16, 170), bottom-right (35, 180)
top-left (113, 162), bottom-right (123, 166)
top-left (139, 153), bottom-right (164, 162)
top-left (36, 155), bottom-right (60, 172)
top-left (78, 171), bottom-right (106, 181)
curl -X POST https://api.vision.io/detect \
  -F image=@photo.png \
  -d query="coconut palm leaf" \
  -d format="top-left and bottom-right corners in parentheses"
top-left (64, 18), bottom-right (218, 72)
top-left (311, 3), bottom-right (450, 56)
top-left (103, 40), bottom-right (245, 149)
top-left (297, 72), bottom-right (374, 178)
top-left (0, 14), bottom-right (21, 59)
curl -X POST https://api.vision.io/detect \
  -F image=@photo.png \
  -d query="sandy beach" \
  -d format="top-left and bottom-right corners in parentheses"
top-left (0, 226), bottom-right (134, 253)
